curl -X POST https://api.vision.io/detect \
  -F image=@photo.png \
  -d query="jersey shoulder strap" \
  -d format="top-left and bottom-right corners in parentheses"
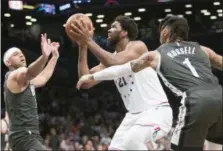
top-left (156, 43), bottom-right (170, 53)
top-left (5, 71), bottom-right (12, 80)
top-left (182, 41), bottom-right (200, 47)
top-left (4, 71), bottom-right (12, 89)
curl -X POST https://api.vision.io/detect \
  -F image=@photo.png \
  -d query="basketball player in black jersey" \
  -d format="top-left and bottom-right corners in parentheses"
top-left (76, 16), bottom-right (222, 151)
top-left (126, 16), bottom-right (222, 150)
top-left (3, 33), bottom-right (60, 151)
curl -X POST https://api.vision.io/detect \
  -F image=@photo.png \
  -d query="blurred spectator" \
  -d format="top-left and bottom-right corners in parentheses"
top-left (60, 137), bottom-right (74, 150)
top-left (211, 20), bottom-right (223, 33)
top-left (50, 128), bottom-right (60, 150)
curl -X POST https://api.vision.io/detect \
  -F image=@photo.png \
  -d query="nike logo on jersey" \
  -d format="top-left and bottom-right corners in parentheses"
top-left (167, 46), bottom-right (195, 58)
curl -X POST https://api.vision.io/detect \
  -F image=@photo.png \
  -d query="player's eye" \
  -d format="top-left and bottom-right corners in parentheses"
top-left (13, 52), bottom-right (19, 56)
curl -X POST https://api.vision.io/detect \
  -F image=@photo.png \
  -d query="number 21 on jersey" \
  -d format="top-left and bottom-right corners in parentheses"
top-left (118, 77), bottom-right (127, 87)
top-left (183, 58), bottom-right (200, 78)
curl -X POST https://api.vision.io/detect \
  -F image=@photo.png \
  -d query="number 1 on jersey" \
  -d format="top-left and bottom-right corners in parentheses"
top-left (183, 58), bottom-right (200, 78)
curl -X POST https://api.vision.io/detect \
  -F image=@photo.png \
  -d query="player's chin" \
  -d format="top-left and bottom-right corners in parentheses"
top-left (20, 63), bottom-right (27, 67)
top-left (106, 38), bottom-right (114, 45)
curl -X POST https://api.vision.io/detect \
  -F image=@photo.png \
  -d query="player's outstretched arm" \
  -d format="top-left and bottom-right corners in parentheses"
top-left (73, 23), bottom-right (106, 88)
top-left (7, 34), bottom-right (53, 90)
top-left (201, 46), bottom-right (222, 71)
top-left (76, 63), bottom-right (132, 90)
top-left (131, 51), bottom-right (160, 72)
top-left (28, 33), bottom-right (53, 77)
top-left (76, 51), bottom-right (159, 89)
top-left (86, 40), bottom-right (147, 66)
top-left (69, 22), bottom-right (147, 66)
top-left (78, 44), bottom-right (107, 89)
top-left (31, 42), bottom-right (60, 88)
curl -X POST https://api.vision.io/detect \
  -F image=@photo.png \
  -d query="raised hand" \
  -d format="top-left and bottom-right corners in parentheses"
top-left (76, 74), bottom-right (94, 90)
top-left (50, 42), bottom-right (60, 58)
top-left (41, 33), bottom-right (52, 59)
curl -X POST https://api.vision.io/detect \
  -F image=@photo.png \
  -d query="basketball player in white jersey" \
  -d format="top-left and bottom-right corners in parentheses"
top-left (70, 15), bottom-right (172, 150)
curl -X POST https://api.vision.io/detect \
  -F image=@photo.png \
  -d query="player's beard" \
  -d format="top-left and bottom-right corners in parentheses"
top-left (107, 34), bottom-right (121, 49)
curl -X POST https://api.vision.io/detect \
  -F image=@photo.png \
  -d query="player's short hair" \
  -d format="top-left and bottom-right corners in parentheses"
top-left (159, 15), bottom-right (189, 42)
top-left (114, 15), bottom-right (138, 40)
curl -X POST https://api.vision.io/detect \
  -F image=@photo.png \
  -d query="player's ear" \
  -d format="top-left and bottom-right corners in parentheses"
top-left (162, 28), bottom-right (169, 42)
top-left (121, 30), bottom-right (128, 38)
top-left (6, 60), bottom-right (11, 67)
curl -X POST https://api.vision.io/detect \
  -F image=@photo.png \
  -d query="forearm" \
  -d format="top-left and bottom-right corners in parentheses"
top-left (27, 55), bottom-right (48, 77)
top-left (87, 39), bottom-right (118, 66)
top-left (78, 46), bottom-right (91, 78)
top-left (212, 55), bottom-right (222, 71)
top-left (38, 56), bottom-right (58, 82)
top-left (92, 62), bottom-right (133, 81)
top-left (201, 46), bottom-right (222, 71)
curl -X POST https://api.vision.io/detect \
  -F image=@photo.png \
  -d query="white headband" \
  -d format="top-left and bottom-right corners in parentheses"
top-left (3, 47), bottom-right (21, 66)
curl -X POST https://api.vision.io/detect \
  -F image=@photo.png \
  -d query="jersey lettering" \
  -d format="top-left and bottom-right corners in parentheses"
top-left (167, 46), bottom-right (195, 58)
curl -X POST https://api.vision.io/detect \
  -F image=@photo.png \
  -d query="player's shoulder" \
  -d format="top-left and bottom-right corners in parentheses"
top-left (127, 40), bottom-right (148, 52)
top-left (182, 41), bottom-right (200, 47)
top-left (156, 43), bottom-right (169, 53)
top-left (128, 40), bottom-right (147, 47)
top-left (8, 67), bottom-right (28, 81)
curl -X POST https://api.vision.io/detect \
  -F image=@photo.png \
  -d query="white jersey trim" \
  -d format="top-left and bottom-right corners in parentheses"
top-left (157, 71), bottom-right (184, 96)
top-left (156, 51), bottom-right (183, 96)
top-left (171, 92), bottom-right (187, 145)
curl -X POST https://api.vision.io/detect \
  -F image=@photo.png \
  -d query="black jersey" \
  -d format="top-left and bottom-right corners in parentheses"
top-left (4, 71), bottom-right (39, 132)
top-left (156, 41), bottom-right (218, 96)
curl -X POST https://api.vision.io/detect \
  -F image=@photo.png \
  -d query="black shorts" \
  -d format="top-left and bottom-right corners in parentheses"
top-left (171, 84), bottom-right (222, 151)
top-left (9, 130), bottom-right (46, 151)
top-left (1, 134), bottom-right (6, 150)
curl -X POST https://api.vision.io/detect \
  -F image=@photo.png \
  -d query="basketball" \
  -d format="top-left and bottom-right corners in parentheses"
top-left (65, 13), bottom-right (93, 42)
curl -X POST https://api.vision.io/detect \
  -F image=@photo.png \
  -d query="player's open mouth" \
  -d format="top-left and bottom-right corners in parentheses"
top-left (108, 32), bottom-right (112, 37)
top-left (107, 34), bottom-right (112, 39)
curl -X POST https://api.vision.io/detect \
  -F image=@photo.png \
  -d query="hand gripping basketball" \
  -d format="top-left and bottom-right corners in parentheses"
top-left (65, 13), bottom-right (94, 45)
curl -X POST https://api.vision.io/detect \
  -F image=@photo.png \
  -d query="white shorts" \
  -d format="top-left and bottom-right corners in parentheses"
top-left (109, 105), bottom-right (173, 150)
top-left (204, 140), bottom-right (222, 150)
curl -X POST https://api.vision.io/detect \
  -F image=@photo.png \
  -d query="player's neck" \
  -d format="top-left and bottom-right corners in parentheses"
top-left (167, 37), bottom-right (183, 43)
top-left (115, 38), bottom-right (130, 52)
top-left (9, 67), bottom-right (15, 71)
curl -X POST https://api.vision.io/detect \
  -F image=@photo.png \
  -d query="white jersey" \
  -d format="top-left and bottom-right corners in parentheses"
top-left (114, 67), bottom-right (168, 113)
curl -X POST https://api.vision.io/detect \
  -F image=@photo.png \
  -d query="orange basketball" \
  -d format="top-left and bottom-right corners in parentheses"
top-left (65, 13), bottom-right (93, 42)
